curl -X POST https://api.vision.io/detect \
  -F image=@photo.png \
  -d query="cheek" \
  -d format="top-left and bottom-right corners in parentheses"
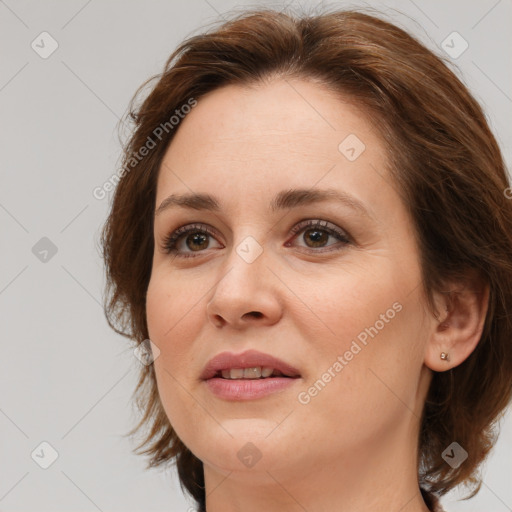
top-left (292, 270), bottom-right (425, 416)
top-left (145, 270), bottom-right (206, 400)
top-left (146, 274), bottom-right (207, 444)
top-left (146, 268), bottom-right (204, 349)
top-left (287, 262), bottom-right (406, 353)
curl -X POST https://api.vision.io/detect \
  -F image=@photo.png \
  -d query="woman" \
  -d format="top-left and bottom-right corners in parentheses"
top-left (100, 7), bottom-right (512, 512)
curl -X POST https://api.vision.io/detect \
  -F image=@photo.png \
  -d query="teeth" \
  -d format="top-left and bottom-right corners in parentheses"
top-left (230, 368), bottom-right (245, 379)
top-left (244, 367), bottom-right (261, 378)
top-left (261, 367), bottom-right (274, 378)
top-left (220, 367), bottom-right (279, 379)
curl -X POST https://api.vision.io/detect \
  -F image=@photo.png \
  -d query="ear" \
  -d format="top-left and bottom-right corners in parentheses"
top-left (424, 269), bottom-right (490, 372)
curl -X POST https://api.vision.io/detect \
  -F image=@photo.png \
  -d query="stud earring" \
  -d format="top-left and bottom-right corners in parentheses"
top-left (440, 352), bottom-right (450, 361)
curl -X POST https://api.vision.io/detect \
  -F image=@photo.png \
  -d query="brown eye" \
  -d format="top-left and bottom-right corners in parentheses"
top-left (185, 232), bottom-right (210, 251)
top-left (287, 219), bottom-right (351, 252)
top-left (302, 227), bottom-right (330, 248)
top-left (162, 224), bottom-right (222, 257)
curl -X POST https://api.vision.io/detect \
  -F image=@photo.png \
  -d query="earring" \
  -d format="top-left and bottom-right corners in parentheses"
top-left (440, 352), bottom-right (450, 361)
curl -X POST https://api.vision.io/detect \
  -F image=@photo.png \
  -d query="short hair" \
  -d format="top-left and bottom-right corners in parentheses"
top-left (100, 7), bottom-right (512, 511)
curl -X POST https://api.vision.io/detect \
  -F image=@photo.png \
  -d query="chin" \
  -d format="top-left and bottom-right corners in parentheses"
top-left (191, 422), bottom-right (296, 474)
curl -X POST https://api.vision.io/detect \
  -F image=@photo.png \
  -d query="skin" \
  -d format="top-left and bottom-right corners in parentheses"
top-left (146, 78), bottom-right (489, 512)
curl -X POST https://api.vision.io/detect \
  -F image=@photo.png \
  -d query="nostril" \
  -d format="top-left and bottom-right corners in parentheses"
top-left (246, 311), bottom-right (262, 319)
top-left (213, 315), bottom-right (225, 327)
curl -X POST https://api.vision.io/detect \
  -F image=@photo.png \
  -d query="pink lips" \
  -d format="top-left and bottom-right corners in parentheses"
top-left (200, 349), bottom-right (301, 401)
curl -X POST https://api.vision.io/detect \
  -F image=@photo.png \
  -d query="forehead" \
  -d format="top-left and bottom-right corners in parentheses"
top-left (156, 78), bottom-right (390, 211)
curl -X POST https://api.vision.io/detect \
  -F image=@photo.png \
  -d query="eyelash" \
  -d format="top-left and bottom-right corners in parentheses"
top-left (161, 219), bottom-right (351, 259)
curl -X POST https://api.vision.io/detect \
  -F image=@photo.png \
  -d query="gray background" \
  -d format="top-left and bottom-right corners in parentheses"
top-left (1, 0), bottom-right (511, 510)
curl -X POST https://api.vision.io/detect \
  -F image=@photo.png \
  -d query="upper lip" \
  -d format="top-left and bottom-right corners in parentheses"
top-left (200, 349), bottom-right (301, 380)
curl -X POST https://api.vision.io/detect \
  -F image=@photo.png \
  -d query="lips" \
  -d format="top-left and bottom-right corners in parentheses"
top-left (201, 350), bottom-right (301, 401)
top-left (200, 349), bottom-right (301, 381)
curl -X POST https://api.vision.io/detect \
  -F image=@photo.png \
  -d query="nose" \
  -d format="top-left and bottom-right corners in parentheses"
top-left (206, 242), bottom-right (283, 329)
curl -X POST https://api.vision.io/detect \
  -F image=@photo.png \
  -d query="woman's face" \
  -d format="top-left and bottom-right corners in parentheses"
top-left (147, 78), bottom-right (434, 481)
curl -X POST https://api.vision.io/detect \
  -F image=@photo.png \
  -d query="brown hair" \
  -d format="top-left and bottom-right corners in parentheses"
top-left (100, 6), bottom-right (512, 510)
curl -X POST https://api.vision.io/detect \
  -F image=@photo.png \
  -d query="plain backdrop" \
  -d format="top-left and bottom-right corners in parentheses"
top-left (1, 0), bottom-right (511, 511)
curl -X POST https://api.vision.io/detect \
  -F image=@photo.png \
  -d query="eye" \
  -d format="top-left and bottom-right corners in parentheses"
top-left (162, 223), bottom-right (223, 258)
top-left (286, 219), bottom-right (351, 252)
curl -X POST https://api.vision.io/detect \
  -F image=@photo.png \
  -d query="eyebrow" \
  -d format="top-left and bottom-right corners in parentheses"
top-left (155, 188), bottom-right (371, 218)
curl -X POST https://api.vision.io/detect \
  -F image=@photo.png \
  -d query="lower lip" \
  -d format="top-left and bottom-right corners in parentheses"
top-left (204, 377), bottom-right (299, 400)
